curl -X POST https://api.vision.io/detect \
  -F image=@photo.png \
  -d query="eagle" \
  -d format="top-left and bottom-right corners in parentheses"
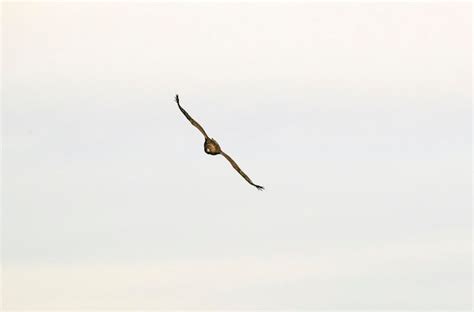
top-left (175, 94), bottom-right (264, 190)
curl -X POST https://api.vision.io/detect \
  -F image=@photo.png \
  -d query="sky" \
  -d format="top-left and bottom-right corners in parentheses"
top-left (2, 2), bottom-right (472, 310)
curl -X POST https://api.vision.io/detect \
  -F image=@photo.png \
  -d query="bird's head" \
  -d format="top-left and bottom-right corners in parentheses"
top-left (204, 138), bottom-right (221, 155)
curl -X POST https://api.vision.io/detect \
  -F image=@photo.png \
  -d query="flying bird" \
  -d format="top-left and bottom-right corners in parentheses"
top-left (175, 94), bottom-right (264, 190)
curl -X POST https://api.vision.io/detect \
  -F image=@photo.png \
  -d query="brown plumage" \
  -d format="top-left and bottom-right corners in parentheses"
top-left (175, 94), bottom-right (264, 190)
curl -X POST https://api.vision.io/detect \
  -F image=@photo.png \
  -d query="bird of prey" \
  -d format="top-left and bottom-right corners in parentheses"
top-left (175, 94), bottom-right (264, 190)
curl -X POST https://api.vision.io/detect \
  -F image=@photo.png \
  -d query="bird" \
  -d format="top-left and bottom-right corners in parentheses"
top-left (175, 94), bottom-right (264, 190)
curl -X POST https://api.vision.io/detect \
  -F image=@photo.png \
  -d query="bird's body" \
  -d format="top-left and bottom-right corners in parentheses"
top-left (175, 94), bottom-right (264, 190)
top-left (204, 138), bottom-right (221, 155)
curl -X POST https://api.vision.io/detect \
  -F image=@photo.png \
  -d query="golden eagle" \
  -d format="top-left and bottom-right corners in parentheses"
top-left (175, 94), bottom-right (264, 190)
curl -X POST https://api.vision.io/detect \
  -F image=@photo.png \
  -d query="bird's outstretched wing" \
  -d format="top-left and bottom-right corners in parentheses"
top-left (221, 151), bottom-right (264, 190)
top-left (175, 94), bottom-right (209, 139)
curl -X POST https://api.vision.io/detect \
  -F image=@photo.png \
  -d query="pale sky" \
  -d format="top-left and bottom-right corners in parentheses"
top-left (2, 2), bottom-right (472, 310)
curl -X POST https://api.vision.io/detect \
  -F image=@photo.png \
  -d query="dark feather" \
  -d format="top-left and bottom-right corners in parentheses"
top-left (175, 94), bottom-right (209, 139)
top-left (221, 151), bottom-right (264, 190)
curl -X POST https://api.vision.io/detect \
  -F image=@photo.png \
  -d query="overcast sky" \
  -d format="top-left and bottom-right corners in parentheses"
top-left (2, 2), bottom-right (472, 310)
